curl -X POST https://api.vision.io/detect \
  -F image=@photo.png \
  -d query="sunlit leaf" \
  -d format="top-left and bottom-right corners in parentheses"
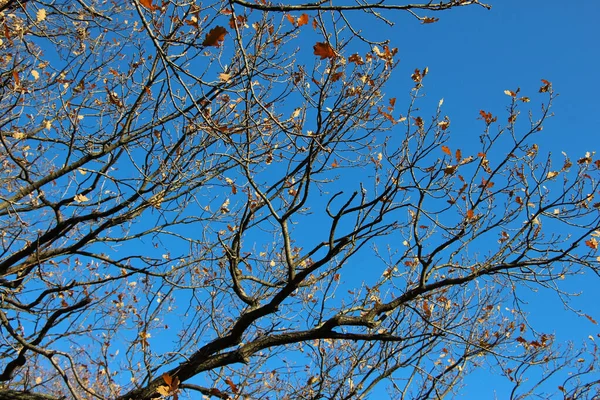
top-left (313, 42), bottom-right (336, 59)
top-left (36, 8), bottom-right (47, 22)
top-left (139, 0), bottom-right (159, 11)
top-left (74, 194), bottom-right (89, 203)
top-left (441, 145), bottom-right (452, 156)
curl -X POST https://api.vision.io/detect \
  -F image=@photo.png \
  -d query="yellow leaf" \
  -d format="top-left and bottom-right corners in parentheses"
top-left (36, 9), bottom-right (47, 22)
top-left (156, 385), bottom-right (171, 396)
top-left (74, 194), bottom-right (89, 203)
top-left (31, 70), bottom-right (40, 80)
top-left (219, 72), bottom-right (231, 82)
top-left (546, 171), bottom-right (559, 179)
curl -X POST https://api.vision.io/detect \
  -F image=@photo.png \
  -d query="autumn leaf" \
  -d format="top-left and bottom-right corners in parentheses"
top-left (139, 0), bottom-right (159, 11)
top-left (202, 26), bottom-right (228, 47)
top-left (74, 193), bottom-right (89, 203)
top-left (297, 14), bottom-right (309, 27)
top-left (163, 373), bottom-right (172, 387)
top-left (466, 209), bottom-right (474, 220)
top-left (156, 386), bottom-right (171, 396)
top-left (546, 171), bottom-right (559, 179)
top-left (413, 116), bottom-right (424, 129)
top-left (348, 53), bottom-right (364, 65)
top-left (225, 378), bottom-right (239, 393)
top-left (219, 72), bottom-right (231, 82)
top-left (479, 110), bottom-right (496, 124)
top-left (539, 79), bottom-right (552, 93)
top-left (504, 89), bottom-right (516, 97)
top-left (585, 237), bottom-right (598, 250)
top-left (422, 17), bottom-right (439, 24)
top-left (12, 70), bottom-right (20, 87)
top-left (313, 42), bottom-right (336, 59)
top-left (36, 9), bottom-right (47, 22)
top-left (441, 145), bottom-right (452, 156)
top-left (444, 165), bottom-right (457, 175)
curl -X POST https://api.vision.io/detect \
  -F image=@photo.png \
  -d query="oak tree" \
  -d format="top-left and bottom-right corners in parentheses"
top-left (0, 0), bottom-right (598, 399)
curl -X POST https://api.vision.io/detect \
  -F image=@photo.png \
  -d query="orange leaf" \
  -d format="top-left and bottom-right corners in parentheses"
top-left (297, 14), bottom-right (309, 27)
top-left (348, 53), bottom-right (364, 65)
top-left (422, 17), bottom-right (439, 24)
top-left (313, 42), bottom-right (336, 59)
top-left (585, 237), bottom-right (598, 250)
top-left (12, 70), bottom-right (20, 87)
top-left (466, 209), bottom-right (474, 219)
top-left (455, 149), bottom-right (462, 163)
top-left (441, 145), bottom-right (452, 156)
top-left (162, 373), bottom-right (172, 386)
top-left (285, 14), bottom-right (295, 25)
top-left (139, 0), bottom-right (159, 11)
top-left (202, 26), bottom-right (228, 47)
top-left (225, 378), bottom-right (239, 393)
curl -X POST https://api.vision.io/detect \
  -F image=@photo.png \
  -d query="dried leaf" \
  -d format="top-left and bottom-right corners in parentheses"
top-left (504, 89), bottom-right (516, 97)
top-left (285, 14), bottom-right (295, 25)
top-left (219, 72), bottom-right (231, 82)
top-left (422, 17), bottom-right (439, 24)
top-left (74, 193), bottom-right (89, 203)
top-left (202, 26), bottom-right (228, 47)
top-left (225, 378), bottom-right (239, 393)
top-left (585, 237), bottom-right (598, 250)
top-left (162, 373), bottom-right (172, 387)
top-left (156, 386), bottom-right (170, 396)
top-left (441, 145), bottom-right (452, 156)
top-left (313, 42), bottom-right (336, 59)
top-left (546, 171), bottom-right (559, 179)
top-left (297, 14), bottom-right (309, 27)
top-left (139, 0), bottom-right (159, 11)
top-left (36, 8), bottom-right (47, 22)
top-left (347, 53), bottom-right (364, 65)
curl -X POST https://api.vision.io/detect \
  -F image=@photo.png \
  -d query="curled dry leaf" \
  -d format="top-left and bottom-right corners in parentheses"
top-left (202, 26), bottom-right (228, 47)
top-left (313, 42), bottom-right (336, 59)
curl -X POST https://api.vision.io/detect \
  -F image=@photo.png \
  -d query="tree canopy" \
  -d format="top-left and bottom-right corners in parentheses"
top-left (0, 0), bottom-right (599, 399)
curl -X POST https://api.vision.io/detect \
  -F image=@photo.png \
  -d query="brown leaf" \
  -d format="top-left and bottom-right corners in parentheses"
top-left (202, 26), bottom-right (228, 47)
top-left (12, 70), bottom-right (20, 87)
top-left (297, 14), bottom-right (309, 27)
top-left (313, 42), bottom-right (336, 59)
top-left (348, 53), bottom-right (364, 65)
top-left (539, 79), bottom-right (552, 93)
top-left (585, 237), bottom-right (598, 250)
top-left (466, 209), bottom-right (474, 219)
top-left (285, 14), bottom-right (295, 25)
top-left (441, 145), bottom-right (452, 156)
top-left (444, 165), bottom-right (457, 175)
top-left (422, 17), bottom-right (439, 24)
top-left (139, 0), bottom-right (159, 11)
top-left (162, 373), bottom-right (172, 386)
top-left (225, 378), bottom-right (239, 393)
